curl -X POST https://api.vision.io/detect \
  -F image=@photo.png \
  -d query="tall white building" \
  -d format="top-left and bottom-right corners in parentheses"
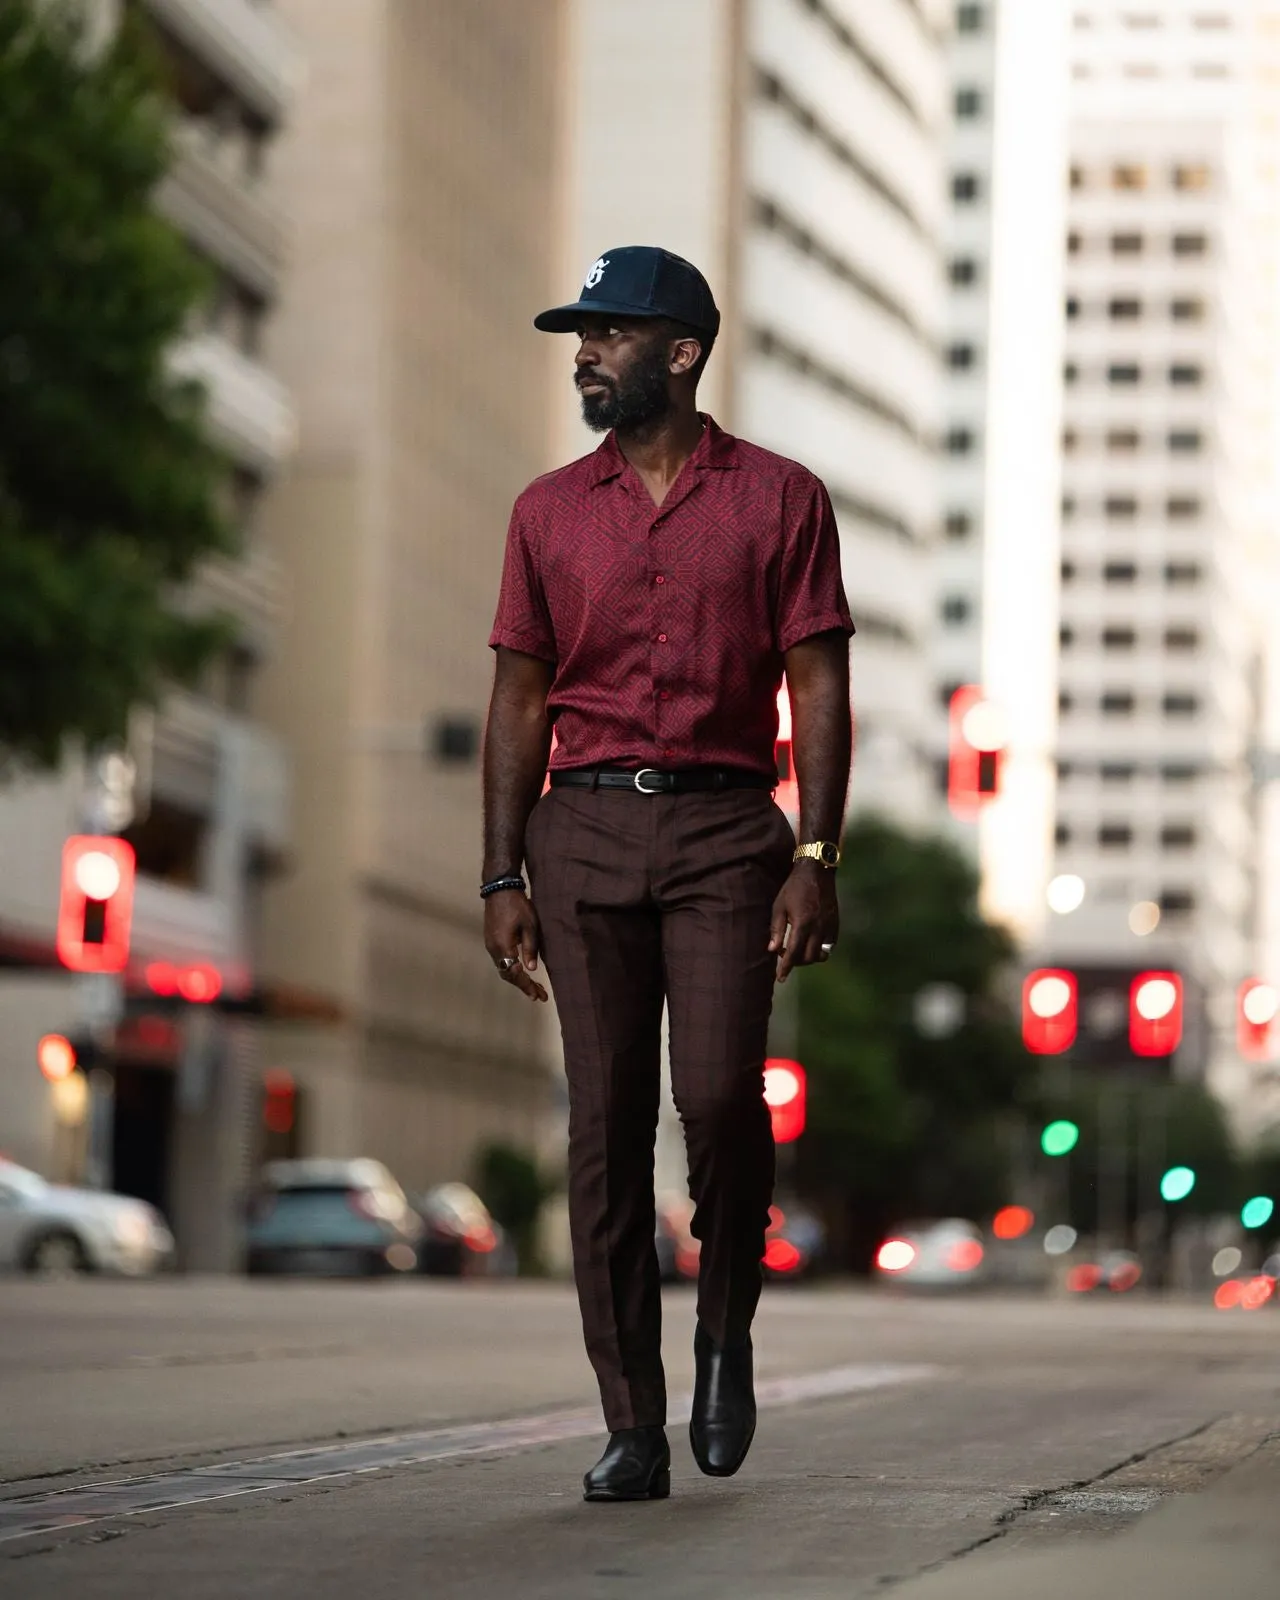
top-left (1049, 1), bottom-right (1280, 1113)
top-left (555, 0), bottom-right (951, 825)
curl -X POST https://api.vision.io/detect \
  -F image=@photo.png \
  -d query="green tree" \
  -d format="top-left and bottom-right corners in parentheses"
top-left (474, 1141), bottom-right (555, 1274)
top-left (0, 0), bottom-right (230, 772)
top-left (795, 815), bottom-right (1027, 1267)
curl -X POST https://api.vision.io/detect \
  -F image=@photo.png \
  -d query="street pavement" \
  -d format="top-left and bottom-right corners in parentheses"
top-left (2, 1278), bottom-right (1278, 1597)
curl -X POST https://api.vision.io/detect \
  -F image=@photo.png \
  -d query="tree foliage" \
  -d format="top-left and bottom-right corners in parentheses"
top-left (0, 0), bottom-right (231, 771)
top-left (795, 815), bottom-right (1028, 1264)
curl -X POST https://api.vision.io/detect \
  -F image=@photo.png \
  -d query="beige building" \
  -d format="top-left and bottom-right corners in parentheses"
top-left (256, 0), bottom-right (567, 1187)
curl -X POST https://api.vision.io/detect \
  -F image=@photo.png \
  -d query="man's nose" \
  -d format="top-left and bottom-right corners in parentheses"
top-left (575, 338), bottom-right (601, 368)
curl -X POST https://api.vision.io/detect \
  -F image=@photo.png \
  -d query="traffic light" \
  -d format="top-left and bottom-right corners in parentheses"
top-left (947, 685), bottom-right (1006, 819)
top-left (763, 1058), bottom-right (806, 1144)
top-left (56, 835), bottom-right (136, 974)
top-left (1040, 1119), bottom-right (1080, 1157)
top-left (145, 961), bottom-right (224, 1004)
top-left (1130, 971), bottom-right (1183, 1057)
top-left (1159, 1165), bottom-right (1196, 1203)
top-left (775, 685), bottom-right (798, 817)
top-left (1237, 979), bottom-right (1278, 1063)
top-left (37, 1033), bottom-right (76, 1082)
top-left (262, 1069), bottom-right (297, 1135)
top-left (1021, 969), bottom-right (1078, 1055)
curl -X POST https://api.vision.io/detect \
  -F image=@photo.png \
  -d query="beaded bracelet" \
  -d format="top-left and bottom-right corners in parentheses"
top-left (480, 875), bottom-right (527, 900)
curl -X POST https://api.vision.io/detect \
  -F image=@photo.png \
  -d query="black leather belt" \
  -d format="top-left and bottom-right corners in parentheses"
top-left (550, 765), bottom-right (775, 795)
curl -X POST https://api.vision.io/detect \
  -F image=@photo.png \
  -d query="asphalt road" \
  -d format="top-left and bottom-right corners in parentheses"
top-left (2, 1278), bottom-right (1278, 1598)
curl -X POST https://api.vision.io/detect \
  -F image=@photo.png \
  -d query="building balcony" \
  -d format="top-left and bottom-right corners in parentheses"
top-left (169, 332), bottom-right (297, 475)
top-left (143, 0), bottom-right (303, 127)
top-left (155, 124), bottom-right (286, 298)
top-left (131, 876), bottom-right (235, 966)
top-left (187, 541), bottom-right (287, 658)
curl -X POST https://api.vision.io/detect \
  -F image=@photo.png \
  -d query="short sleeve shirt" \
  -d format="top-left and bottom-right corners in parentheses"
top-left (489, 417), bottom-right (854, 776)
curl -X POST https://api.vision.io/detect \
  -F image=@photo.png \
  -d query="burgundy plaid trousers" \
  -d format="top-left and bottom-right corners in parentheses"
top-left (525, 784), bottom-right (794, 1429)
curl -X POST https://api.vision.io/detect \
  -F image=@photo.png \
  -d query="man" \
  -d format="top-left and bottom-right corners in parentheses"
top-left (482, 246), bottom-right (853, 1502)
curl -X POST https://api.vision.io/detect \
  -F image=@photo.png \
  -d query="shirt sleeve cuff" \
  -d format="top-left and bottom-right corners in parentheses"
top-left (488, 628), bottom-right (558, 661)
top-left (777, 612), bottom-right (856, 653)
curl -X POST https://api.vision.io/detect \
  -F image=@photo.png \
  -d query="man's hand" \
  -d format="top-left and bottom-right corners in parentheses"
top-left (484, 889), bottom-right (549, 1002)
top-left (768, 862), bottom-right (839, 983)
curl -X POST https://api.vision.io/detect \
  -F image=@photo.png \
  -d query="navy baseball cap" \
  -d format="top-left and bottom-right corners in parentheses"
top-left (534, 246), bottom-right (720, 339)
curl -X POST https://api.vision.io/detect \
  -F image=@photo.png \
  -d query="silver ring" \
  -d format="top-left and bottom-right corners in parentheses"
top-left (497, 956), bottom-right (519, 973)
top-left (820, 943), bottom-right (835, 955)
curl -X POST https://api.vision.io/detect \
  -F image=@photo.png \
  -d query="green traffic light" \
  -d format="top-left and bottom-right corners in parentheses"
top-left (1041, 1119), bottom-right (1080, 1157)
top-left (1241, 1196), bottom-right (1275, 1230)
top-left (1160, 1166), bottom-right (1196, 1203)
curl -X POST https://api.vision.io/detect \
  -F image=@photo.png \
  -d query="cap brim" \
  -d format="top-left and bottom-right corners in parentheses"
top-left (533, 300), bottom-right (672, 333)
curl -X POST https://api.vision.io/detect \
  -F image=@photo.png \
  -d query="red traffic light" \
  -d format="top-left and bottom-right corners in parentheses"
top-left (145, 961), bottom-right (224, 1003)
top-left (1021, 969), bottom-right (1078, 1055)
top-left (763, 1058), bottom-right (806, 1144)
top-left (37, 1033), bottom-right (77, 1082)
top-left (947, 685), bottom-right (1006, 820)
top-left (56, 835), bottom-right (136, 973)
top-left (262, 1069), bottom-right (296, 1135)
top-left (1130, 971), bottom-right (1183, 1058)
top-left (1237, 978), bottom-right (1278, 1063)
top-left (992, 1204), bottom-right (1035, 1241)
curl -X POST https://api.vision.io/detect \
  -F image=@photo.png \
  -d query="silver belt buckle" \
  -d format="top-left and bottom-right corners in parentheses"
top-left (633, 768), bottom-right (664, 794)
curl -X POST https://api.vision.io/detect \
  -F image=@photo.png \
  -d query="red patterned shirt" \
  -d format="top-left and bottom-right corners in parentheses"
top-left (489, 417), bottom-right (854, 775)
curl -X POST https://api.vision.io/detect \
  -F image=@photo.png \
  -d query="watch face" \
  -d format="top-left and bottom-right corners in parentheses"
top-left (820, 842), bottom-right (840, 867)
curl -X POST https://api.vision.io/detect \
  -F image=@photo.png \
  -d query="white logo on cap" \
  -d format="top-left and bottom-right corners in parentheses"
top-left (584, 256), bottom-right (609, 289)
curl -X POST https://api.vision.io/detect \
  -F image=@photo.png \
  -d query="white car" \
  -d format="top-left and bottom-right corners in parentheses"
top-left (0, 1158), bottom-right (174, 1275)
top-left (874, 1218), bottom-right (987, 1290)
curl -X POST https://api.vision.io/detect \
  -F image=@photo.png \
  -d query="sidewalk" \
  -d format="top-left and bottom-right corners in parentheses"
top-left (894, 1435), bottom-right (1280, 1600)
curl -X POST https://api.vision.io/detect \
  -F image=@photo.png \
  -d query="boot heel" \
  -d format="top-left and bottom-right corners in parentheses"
top-left (648, 1468), bottom-right (671, 1499)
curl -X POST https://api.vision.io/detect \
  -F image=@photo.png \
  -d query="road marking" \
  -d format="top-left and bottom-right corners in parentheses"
top-left (0, 1362), bottom-right (937, 1545)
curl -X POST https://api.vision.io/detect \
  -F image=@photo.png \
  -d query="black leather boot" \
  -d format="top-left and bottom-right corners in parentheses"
top-left (689, 1322), bottom-right (756, 1477)
top-left (582, 1425), bottom-right (671, 1502)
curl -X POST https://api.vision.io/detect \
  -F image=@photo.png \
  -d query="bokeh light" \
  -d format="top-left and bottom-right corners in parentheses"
top-left (1041, 1120), bottom-right (1080, 1157)
top-left (1046, 874), bottom-right (1085, 914)
top-left (1128, 901), bottom-right (1160, 936)
top-left (1159, 1166), bottom-right (1196, 1203)
top-left (992, 1205), bottom-right (1035, 1241)
top-left (1043, 1224), bottom-right (1077, 1256)
top-left (1241, 1196), bottom-right (1274, 1230)
top-left (1211, 1247), bottom-right (1242, 1278)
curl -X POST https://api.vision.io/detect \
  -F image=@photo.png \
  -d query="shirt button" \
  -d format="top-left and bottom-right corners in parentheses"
top-left (657, 633), bottom-right (667, 643)
top-left (660, 691), bottom-right (671, 701)
top-left (655, 575), bottom-right (665, 585)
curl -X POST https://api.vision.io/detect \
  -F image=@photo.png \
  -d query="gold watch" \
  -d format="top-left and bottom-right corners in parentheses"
top-left (794, 841), bottom-right (841, 869)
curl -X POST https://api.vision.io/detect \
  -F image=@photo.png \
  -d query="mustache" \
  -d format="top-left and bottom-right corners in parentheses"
top-left (575, 371), bottom-right (614, 391)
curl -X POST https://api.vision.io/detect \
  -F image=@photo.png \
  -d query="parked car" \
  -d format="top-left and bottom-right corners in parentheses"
top-left (874, 1218), bottom-right (987, 1290)
top-left (413, 1183), bottom-right (515, 1277)
top-left (656, 1193), bottom-right (825, 1283)
top-left (0, 1157), bottom-right (173, 1276)
top-left (244, 1158), bottom-right (422, 1276)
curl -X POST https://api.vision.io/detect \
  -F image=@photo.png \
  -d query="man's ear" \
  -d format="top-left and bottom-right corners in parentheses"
top-left (669, 336), bottom-right (702, 377)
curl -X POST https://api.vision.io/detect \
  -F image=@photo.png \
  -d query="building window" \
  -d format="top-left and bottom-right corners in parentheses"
top-left (1070, 164), bottom-right (1086, 190)
top-left (1169, 363), bottom-right (1202, 386)
top-left (1112, 232), bottom-right (1144, 255)
top-left (1099, 824), bottom-right (1133, 848)
top-left (1103, 626), bottom-right (1137, 649)
top-left (944, 510), bottom-right (973, 539)
top-left (952, 172), bottom-right (981, 203)
top-left (1108, 363), bottom-right (1141, 385)
top-left (1062, 495), bottom-right (1077, 518)
top-left (1057, 760), bottom-right (1075, 781)
top-left (947, 342), bottom-right (977, 370)
top-left (1160, 824), bottom-right (1197, 848)
top-left (1164, 626), bottom-right (1199, 651)
top-left (1064, 361), bottom-right (1080, 385)
top-left (1173, 232), bottom-right (1208, 256)
top-left (1171, 297), bottom-right (1205, 322)
top-left (956, 3), bottom-right (985, 32)
top-left (1055, 822), bottom-right (1072, 845)
top-left (1113, 163), bottom-right (1147, 189)
top-left (1061, 559), bottom-right (1077, 582)
top-left (1107, 429), bottom-right (1141, 453)
top-left (1062, 427), bottom-right (1079, 453)
top-left (946, 426), bottom-right (976, 455)
top-left (1105, 496), bottom-right (1138, 518)
top-left (1173, 163), bottom-right (1211, 190)
top-left (1192, 63), bottom-right (1230, 78)
top-left (949, 256), bottom-right (979, 286)
top-left (941, 595), bottom-right (971, 625)
top-left (1066, 295), bottom-right (1081, 319)
top-left (1101, 763), bottom-right (1135, 783)
top-left (1163, 692), bottom-right (1200, 716)
top-left (939, 680), bottom-right (964, 710)
top-left (955, 87), bottom-right (983, 119)
top-left (1060, 625), bottom-right (1076, 648)
top-left (1104, 561), bottom-right (1137, 583)
top-left (1161, 762), bottom-right (1199, 782)
top-left (1192, 13), bottom-right (1230, 27)
top-left (1168, 429), bottom-right (1202, 453)
top-left (1067, 229), bottom-right (1083, 255)
top-left (1109, 297), bottom-right (1142, 320)
top-left (1165, 561), bottom-right (1201, 585)
top-left (1101, 691), bottom-right (1136, 715)
top-left (1159, 888), bottom-right (1196, 914)
top-left (1058, 692), bottom-right (1075, 714)
top-left (1166, 496), bottom-right (1200, 519)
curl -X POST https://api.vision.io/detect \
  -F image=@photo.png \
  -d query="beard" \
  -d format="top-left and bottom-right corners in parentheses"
top-left (577, 342), bottom-right (673, 434)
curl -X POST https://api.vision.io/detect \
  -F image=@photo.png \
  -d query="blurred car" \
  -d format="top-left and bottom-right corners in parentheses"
top-left (655, 1194), bottom-right (825, 1283)
top-left (874, 1218), bottom-right (986, 1290)
top-left (413, 1182), bottom-right (515, 1277)
top-left (1063, 1250), bottom-right (1144, 1295)
top-left (244, 1158), bottom-right (422, 1276)
top-left (0, 1157), bottom-right (173, 1276)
